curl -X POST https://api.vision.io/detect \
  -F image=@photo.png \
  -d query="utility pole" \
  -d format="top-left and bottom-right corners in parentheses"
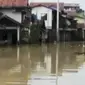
top-left (56, 0), bottom-right (60, 42)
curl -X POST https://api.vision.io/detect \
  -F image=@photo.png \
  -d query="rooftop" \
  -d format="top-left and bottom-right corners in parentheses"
top-left (29, 2), bottom-right (79, 8)
top-left (29, 2), bottom-right (64, 10)
top-left (64, 3), bottom-right (79, 7)
top-left (0, 0), bottom-right (28, 7)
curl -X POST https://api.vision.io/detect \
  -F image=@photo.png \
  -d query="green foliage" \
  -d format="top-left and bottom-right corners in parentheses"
top-left (29, 24), bottom-right (41, 44)
top-left (76, 12), bottom-right (85, 19)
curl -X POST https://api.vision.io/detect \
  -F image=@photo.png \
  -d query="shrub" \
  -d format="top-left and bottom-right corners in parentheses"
top-left (29, 23), bottom-right (41, 44)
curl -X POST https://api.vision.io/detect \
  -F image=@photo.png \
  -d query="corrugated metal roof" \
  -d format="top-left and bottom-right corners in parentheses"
top-left (0, 0), bottom-right (28, 7)
top-left (30, 2), bottom-right (64, 10)
top-left (30, 2), bottom-right (64, 6)
top-left (64, 3), bottom-right (79, 7)
top-left (29, 2), bottom-right (80, 8)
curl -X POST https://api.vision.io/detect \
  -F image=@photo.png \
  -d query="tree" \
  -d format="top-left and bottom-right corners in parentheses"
top-left (29, 23), bottom-right (41, 44)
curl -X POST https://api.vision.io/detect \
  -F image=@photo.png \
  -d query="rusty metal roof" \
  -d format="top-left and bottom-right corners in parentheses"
top-left (64, 3), bottom-right (79, 7)
top-left (30, 2), bottom-right (64, 10)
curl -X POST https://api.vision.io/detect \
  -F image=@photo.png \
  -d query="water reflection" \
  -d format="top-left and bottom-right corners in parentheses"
top-left (0, 42), bottom-right (85, 85)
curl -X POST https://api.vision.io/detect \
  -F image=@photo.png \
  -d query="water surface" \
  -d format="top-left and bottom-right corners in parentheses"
top-left (0, 42), bottom-right (85, 85)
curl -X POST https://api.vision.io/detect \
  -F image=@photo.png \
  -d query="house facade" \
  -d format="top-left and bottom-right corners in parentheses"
top-left (29, 2), bottom-right (85, 42)
top-left (31, 6), bottom-right (52, 29)
top-left (30, 3), bottom-right (78, 42)
top-left (0, 0), bottom-right (28, 44)
top-left (30, 3), bottom-right (64, 29)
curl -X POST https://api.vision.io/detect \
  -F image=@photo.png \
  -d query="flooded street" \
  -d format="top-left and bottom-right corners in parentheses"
top-left (0, 42), bottom-right (85, 85)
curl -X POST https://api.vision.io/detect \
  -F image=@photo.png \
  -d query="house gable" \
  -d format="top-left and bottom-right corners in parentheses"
top-left (0, 9), bottom-right (22, 23)
top-left (32, 6), bottom-right (52, 29)
top-left (0, 15), bottom-right (21, 26)
top-left (32, 6), bottom-right (52, 19)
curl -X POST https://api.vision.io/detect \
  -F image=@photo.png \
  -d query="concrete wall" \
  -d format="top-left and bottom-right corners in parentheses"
top-left (0, 9), bottom-right (21, 23)
top-left (32, 6), bottom-right (52, 29)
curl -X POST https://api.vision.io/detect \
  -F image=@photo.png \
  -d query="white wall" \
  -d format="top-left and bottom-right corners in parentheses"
top-left (0, 9), bottom-right (21, 23)
top-left (32, 6), bottom-right (52, 29)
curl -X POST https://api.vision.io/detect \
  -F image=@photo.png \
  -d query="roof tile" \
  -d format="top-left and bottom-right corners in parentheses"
top-left (0, 0), bottom-right (27, 7)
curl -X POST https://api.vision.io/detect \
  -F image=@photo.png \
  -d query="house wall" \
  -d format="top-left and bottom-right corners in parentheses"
top-left (32, 6), bottom-right (52, 29)
top-left (0, 29), bottom-right (17, 44)
top-left (0, 9), bottom-right (21, 23)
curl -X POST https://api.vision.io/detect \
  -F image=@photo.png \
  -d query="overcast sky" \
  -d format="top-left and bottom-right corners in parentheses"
top-left (29, 0), bottom-right (85, 10)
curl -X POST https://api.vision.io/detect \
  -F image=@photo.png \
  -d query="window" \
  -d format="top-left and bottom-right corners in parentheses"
top-left (41, 13), bottom-right (47, 20)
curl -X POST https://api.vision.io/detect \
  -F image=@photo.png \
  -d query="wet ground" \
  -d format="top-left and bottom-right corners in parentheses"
top-left (0, 42), bottom-right (85, 85)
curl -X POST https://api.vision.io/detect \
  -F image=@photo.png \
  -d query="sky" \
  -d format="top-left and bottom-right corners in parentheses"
top-left (29, 0), bottom-right (85, 10)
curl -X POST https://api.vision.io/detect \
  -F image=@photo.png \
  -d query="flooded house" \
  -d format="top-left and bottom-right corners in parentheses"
top-left (30, 2), bottom-right (66, 42)
top-left (49, 3), bottom-right (80, 42)
top-left (0, 0), bottom-right (28, 44)
top-left (75, 11), bottom-right (85, 41)
top-left (30, 3), bottom-right (81, 42)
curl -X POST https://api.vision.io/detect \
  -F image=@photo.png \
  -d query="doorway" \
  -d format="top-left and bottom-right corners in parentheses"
top-left (12, 30), bottom-right (17, 44)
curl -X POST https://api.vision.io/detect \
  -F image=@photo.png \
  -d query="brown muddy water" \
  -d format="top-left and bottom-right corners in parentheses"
top-left (0, 42), bottom-right (85, 85)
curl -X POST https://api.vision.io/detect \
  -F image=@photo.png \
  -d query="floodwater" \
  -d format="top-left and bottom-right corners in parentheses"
top-left (0, 42), bottom-right (85, 85)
